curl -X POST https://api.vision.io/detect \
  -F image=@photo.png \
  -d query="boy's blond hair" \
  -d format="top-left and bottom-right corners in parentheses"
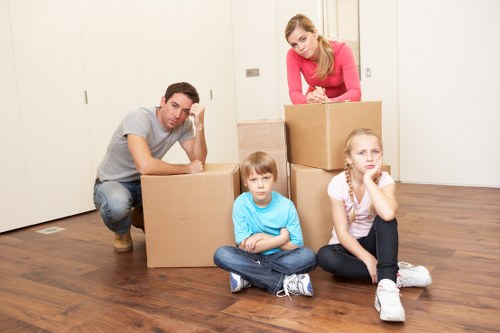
top-left (240, 151), bottom-right (278, 182)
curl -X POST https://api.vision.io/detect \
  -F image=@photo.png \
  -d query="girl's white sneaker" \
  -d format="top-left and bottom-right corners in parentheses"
top-left (375, 279), bottom-right (405, 322)
top-left (397, 262), bottom-right (432, 288)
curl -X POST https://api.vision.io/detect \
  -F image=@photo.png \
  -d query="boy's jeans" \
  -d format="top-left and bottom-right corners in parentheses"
top-left (214, 245), bottom-right (317, 294)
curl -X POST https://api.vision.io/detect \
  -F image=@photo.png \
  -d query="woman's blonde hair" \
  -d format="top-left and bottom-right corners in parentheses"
top-left (343, 128), bottom-right (383, 223)
top-left (284, 13), bottom-right (334, 80)
top-left (240, 151), bottom-right (278, 183)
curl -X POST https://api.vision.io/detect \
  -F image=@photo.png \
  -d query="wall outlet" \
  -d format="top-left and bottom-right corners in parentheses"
top-left (246, 68), bottom-right (260, 77)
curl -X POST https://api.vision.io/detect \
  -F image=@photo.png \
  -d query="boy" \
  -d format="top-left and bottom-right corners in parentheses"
top-left (213, 151), bottom-right (317, 297)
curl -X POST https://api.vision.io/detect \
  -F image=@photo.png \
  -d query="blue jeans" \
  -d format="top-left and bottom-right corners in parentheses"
top-left (213, 245), bottom-right (317, 294)
top-left (93, 179), bottom-right (142, 234)
top-left (316, 216), bottom-right (399, 283)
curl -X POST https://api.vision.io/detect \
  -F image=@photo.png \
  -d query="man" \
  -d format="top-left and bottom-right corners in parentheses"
top-left (93, 82), bottom-right (207, 252)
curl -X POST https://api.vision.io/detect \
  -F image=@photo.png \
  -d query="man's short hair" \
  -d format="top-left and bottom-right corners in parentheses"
top-left (164, 82), bottom-right (200, 104)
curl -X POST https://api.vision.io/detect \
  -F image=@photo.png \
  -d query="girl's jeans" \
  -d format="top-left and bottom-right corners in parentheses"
top-left (317, 216), bottom-right (399, 283)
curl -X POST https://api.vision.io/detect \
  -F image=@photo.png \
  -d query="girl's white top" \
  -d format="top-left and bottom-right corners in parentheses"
top-left (327, 171), bottom-right (394, 244)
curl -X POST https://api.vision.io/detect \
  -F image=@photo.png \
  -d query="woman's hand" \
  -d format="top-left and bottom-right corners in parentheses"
top-left (306, 87), bottom-right (329, 103)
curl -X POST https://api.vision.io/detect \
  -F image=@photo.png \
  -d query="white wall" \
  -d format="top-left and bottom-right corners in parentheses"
top-left (163, 0), bottom-right (238, 165)
top-left (359, 0), bottom-right (399, 180)
top-left (398, 0), bottom-right (500, 187)
top-left (360, 0), bottom-right (500, 187)
top-left (4, 0), bottom-right (499, 233)
top-left (0, 0), bottom-right (31, 231)
top-left (231, 0), bottom-right (321, 121)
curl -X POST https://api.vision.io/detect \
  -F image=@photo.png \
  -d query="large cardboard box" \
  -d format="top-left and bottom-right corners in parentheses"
top-left (285, 101), bottom-right (382, 170)
top-left (237, 119), bottom-right (289, 197)
top-left (290, 163), bottom-right (391, 252)
top-left (290, 164), bottom-right (340, 252)
top-left (141, 163), bottom-right (240, 267)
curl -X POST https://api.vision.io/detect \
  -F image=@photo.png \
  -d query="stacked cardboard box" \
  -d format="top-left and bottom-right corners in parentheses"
top-left (237, 119), bottom-right (289, 198)
top-left (290, 163), bottom-right (391, 252)
top-left (141, 163), bottom-right (240, 268)
top-left (285, 101), bottom-right (385, 251)
top-left (285, 101), bottom-right (382, 170)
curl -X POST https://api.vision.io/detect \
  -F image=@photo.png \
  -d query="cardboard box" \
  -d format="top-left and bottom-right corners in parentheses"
top-left (141, 163), bottom-right (240, 267)
top-left (284, 101), bottom-right (382, 170)
top-left (290, 164), bottom-right (340, 252)
top-left (238, 150), bottom-right (288, 196)
top-left (237, 119), bottom-right (289, 197)
top-left (290, 163), bottom-right (391, 252)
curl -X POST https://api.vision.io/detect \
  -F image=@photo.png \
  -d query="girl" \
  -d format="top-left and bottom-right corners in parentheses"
top-left (317, 128), bottom-right (432, 322)
top-left (284, 13), bottom-right (361, 104)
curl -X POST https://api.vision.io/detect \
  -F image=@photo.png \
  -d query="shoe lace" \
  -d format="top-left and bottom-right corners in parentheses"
top-left (397, 261), bottom-right (415, 269)
top-left (397, 271), bottom-right (413, 287)
top-left (276, 274), bottom-right (299, 299)
top-left (378, 285), bottom-right (403, 308)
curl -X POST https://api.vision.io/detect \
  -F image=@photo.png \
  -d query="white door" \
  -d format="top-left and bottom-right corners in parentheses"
top-left (136, 0), bottom-right (238, 165)
top-left (176, 0), bottom-right (238, 164)
top-left (358, 0), bottom-right (399, 180)
top-left (0, 0), bottom-right (31, 232)
top-left (133, 0), bottom-right (180, 106)
top-left (9, 0), bottom-right (95, 224)
top-left (78, 0), bottom-right (140, 174)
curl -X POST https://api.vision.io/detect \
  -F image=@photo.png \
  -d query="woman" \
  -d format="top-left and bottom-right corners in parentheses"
top-left (285, 13), bottom-right (361, 104)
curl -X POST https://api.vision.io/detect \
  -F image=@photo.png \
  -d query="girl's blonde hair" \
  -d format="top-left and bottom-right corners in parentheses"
top-left (240, 151), bottom-right (278, 183)
top-left (284, 13), bottom-right (334, 80)
top-left (343, 128), bottom-right (383, 223)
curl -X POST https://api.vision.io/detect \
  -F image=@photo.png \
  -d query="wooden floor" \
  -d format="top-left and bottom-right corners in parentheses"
top-left (1, 183), bottom-right (499, 332)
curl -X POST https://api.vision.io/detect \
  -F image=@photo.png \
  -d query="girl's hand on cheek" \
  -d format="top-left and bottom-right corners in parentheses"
top-left (364, 158), bottom-right (382, 182)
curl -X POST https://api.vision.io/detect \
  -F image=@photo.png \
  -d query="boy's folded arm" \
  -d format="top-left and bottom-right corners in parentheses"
top-left (238, 233), bottom-right (270, 252)
top-left (279, 241), bottom-right (299, 251)
top-left (249, 232), bottom-right (290, 254)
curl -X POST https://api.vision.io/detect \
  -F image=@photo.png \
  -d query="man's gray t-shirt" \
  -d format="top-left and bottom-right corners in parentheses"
top-left (97, 107), bottom-right (195, 182)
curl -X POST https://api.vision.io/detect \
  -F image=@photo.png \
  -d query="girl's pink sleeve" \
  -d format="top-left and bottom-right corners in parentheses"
top-left (286, 50), bottom-right (307, 104)
top-left (330, 44), bottom-right (361, 103)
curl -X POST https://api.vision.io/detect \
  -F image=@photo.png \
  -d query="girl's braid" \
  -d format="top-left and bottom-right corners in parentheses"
top-left (344, 161), bottom-right (356, 223)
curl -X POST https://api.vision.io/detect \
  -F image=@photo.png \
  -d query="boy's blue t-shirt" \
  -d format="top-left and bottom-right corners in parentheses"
top-left (232, 191), bottom-right (304, 255)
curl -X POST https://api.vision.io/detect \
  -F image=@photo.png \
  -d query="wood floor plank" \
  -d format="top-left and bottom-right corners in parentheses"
top-left (0, 312), bottom-right (52, 333)
top-left (0, 244), bottom-right (98, 277)
top-left (58, 299), bottom-right (200, 333)
top-left (0, 288), bottom-right (81, 332)
top-left (223, 298), bottom-right (406, 333)
top-left (0, 183), bottom-right (499, 332)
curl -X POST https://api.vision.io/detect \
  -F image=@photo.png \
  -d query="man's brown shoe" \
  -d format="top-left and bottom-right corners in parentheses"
top-left (114, 230), bottom-right (133, 252)
top-left (130, 206), bottom-right (144, 232)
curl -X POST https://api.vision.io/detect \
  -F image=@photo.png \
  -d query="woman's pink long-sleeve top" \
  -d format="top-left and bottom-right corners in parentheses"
top-left (286, 40), bottom-right (361, 104)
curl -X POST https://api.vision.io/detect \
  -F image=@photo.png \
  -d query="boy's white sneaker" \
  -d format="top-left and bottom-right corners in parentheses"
top-left (397, 261), bottom-right (432, 288)
top-left (375, 279), bottom-right (405, 322)
top-left (276, 273), bottom-right (313, 298)
top-left (229, 272), bottom-right (251, 293)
